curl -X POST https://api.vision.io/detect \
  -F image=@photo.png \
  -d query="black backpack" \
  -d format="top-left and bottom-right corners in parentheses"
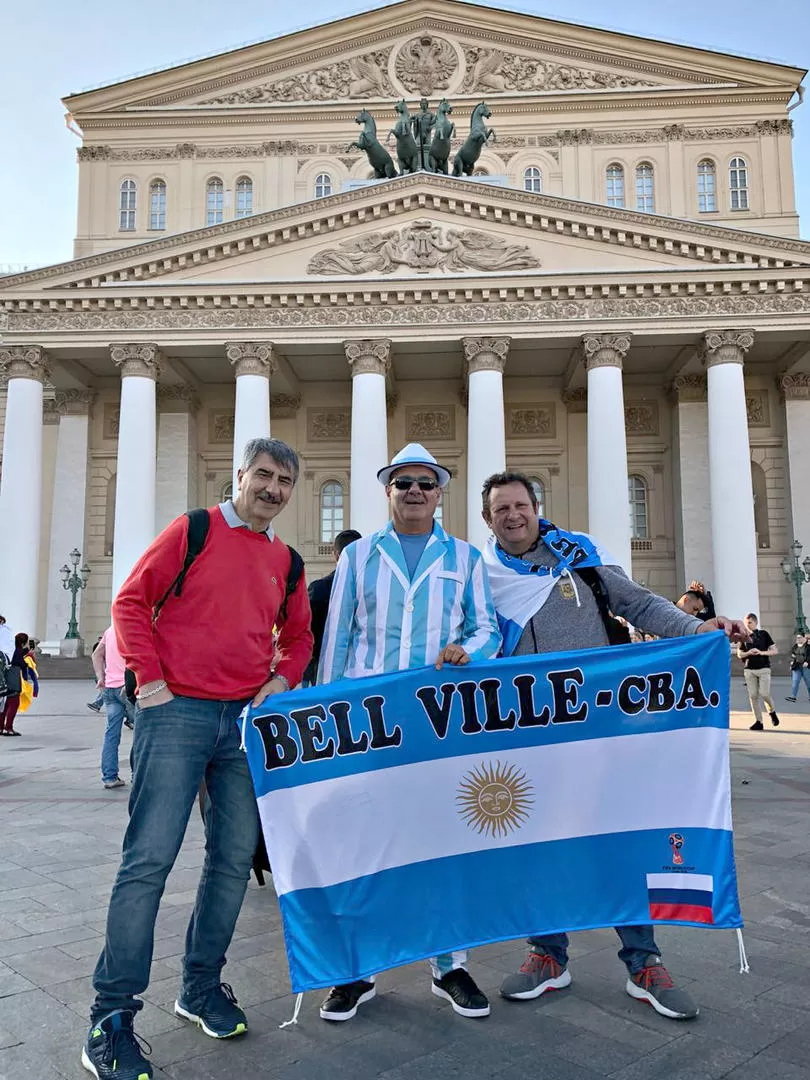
top-left (153, 508), bottom-right (304, 623)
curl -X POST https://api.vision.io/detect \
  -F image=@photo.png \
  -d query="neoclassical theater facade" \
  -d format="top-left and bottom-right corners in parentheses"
top-left (1, 0), bottom-right (809, 651)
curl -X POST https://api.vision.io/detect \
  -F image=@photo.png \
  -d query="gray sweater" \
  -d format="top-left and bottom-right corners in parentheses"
top-left (514, 544), bottom-right (702, 656)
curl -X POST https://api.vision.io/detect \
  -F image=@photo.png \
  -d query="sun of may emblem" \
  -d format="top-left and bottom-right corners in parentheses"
top-left (456, 760), bottom-right (534, 838)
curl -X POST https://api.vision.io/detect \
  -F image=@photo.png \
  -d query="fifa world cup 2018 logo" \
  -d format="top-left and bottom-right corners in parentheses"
top-left (669, 833), bottom-right (685, 865)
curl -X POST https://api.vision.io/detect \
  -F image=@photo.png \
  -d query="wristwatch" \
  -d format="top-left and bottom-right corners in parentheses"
top-left (270, 671), bottom-right (290, 692)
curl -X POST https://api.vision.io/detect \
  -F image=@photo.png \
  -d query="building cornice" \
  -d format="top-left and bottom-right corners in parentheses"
top-left (3, 177), bottom-right (810, 295)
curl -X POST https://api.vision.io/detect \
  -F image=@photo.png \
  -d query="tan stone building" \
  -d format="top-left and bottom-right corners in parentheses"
top-left (1, 0), bottom-right (809, 652)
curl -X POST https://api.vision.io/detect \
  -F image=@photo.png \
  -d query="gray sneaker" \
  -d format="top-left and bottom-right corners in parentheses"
top-left (500, 951), bottom-right (572, 1001)
top-left (625, 956), bottom-right (698, 1019)
top-left (103, 778), bottom-right (126, 789)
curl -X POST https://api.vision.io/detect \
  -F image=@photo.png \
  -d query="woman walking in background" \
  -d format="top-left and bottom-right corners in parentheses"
top-left (1, 633), bottom-right (31, 736)
top-left (786, 633), bottom-right (810, 702)
top-left (18, 639), bottom-right (40, 717)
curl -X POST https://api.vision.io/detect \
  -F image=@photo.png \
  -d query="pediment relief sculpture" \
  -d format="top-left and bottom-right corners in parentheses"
top-left (460, 46), bottom-right (659, 94)
top-left (395, 34), bottom-right (459, 96)
top-left (202, 50), bottom-right (395, 104)
top-left (307, 219), bottom-right (541, 275)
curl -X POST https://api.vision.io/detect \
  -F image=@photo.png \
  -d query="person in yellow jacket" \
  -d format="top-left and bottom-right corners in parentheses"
top-left (18, 642), bottom-right (39, 714)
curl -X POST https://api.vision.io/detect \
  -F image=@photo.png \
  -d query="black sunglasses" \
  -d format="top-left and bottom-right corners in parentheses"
top-left (392, 477), bottom-right (439, 491)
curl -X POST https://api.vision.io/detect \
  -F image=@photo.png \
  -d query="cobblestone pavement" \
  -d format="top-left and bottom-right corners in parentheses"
top-left (1, 678), bottom-right (809, 1080)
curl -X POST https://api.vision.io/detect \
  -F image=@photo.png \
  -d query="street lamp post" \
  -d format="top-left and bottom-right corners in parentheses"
top-left (780, 539), bottom-right (810, 635)
top-left (60, 548), bottom-right (91, 640)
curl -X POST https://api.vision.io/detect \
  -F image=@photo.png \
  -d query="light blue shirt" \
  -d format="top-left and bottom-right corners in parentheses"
top-left (219, 500), bottom-right (274, 540)
top-left (395, 530), bottom-right (432, 579)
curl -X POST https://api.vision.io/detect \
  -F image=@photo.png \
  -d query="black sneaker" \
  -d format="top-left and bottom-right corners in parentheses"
top-left (626, 956), bottom-right (698, 1020)
top-left (769, 710), bottom-right (780, 727)
top-left (319, 980), bottom-right (376, 1021)
top-left (174, 982), bottom-right (247, 1039)
top-left (749, 720), bottom-right (764, 731)
top-left (431, 969), bottom-right (490, 1018)
top-left (786, 696), bottom-right (797, 702)
top-left (87, 702), bottom-right (102, 713)
top-left (81, 1010), bottom-right (152, 1079)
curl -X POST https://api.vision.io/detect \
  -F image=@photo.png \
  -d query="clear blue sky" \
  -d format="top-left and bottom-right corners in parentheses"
top-left (1, 0), bottom-right (808, 267)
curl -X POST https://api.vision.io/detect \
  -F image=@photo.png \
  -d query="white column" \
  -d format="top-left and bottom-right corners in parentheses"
top-left (111, 344), bottom-right (159, 599)
top-left (671, 374), bottom-right (714, 589)
top-left (0, 347), bottom-right (49, 635)
top-left (703, 330), bottom-right (759, 617)
top-left (780, 373), bottom-right (810, 556)
top-left (227, 342), bottom-right (273, 491)
top-left (44, 390), bottom-right (95, 645)
top-left (155, 386), bottom-right (199, 532)
top-left (463, 336), bottom-right (509, 550)
top-left (346, 339), bottom-right (390, 535)
top-left (582, 334), bottom-right (633, 576)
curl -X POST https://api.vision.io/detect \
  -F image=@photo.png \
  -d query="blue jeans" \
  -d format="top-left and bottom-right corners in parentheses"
top-left (101, 687), bottom-right (127, 783)
top-left (791, 668), bottom-right (810, 698)
top-left (529, 925), bottom-right (660, 975)
top-left (91, 695), bottom-right (259, 1022)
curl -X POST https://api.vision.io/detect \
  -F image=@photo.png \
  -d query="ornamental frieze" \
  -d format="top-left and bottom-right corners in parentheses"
top-left (201, 50), bottom-right (395, 104)
top-left (624, 401), bottom-right (659, 436)
top-left (395, 34), bottom-right (459, 96)
top-left (9, 291), bottom-right (810, 334)
top-left (460, 46), bottom-right (657, 94)
top-left (307, 220), bottom-right (540, 275)
top-left (307, 409), bottom-right (351, 440)
top-left (405, 406), bottom-right (456, 441)
top-left (507, 404), bottom-right (556, 438)
top-left (745, 390), bottom-right (770, 427)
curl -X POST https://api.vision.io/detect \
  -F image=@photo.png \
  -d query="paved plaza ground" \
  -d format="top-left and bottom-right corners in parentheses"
top-left (0, 676), bottom-right (809, 1080)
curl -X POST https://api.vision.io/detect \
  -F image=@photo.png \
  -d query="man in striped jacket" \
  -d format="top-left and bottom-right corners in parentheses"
top-left (317, 442), bottom-right (502, 1023)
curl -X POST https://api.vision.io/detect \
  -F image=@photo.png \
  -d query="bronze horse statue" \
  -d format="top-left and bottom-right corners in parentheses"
top-left (348, 109), bottom-right (397, 179)
top-left (429, 99), bottom-right (455, 174)
top-left (453, 102), bottom-right (495, 177)
top-left (388, 100), bottom-right (420, 174)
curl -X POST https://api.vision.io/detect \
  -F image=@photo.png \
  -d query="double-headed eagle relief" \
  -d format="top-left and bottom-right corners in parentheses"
top-left (347, 98), bottom-right (494, 179)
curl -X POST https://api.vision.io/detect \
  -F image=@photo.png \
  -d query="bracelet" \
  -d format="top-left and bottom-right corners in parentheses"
top-left (271, 672), bottom-right (290, 692)
top-left (136, 680), bottom-right (168, 701)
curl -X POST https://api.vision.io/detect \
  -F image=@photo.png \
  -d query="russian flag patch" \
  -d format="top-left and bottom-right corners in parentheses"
top-left (646, 872), bottom-right (714, 924)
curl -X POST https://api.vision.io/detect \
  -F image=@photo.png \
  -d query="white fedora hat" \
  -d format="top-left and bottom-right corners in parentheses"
top-left (377, 443), bottom-right (451, 488)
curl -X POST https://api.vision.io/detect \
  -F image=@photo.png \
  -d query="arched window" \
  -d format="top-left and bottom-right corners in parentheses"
top-left (729, 156), bottom-right (749, 211)
top-left (473, 167), bottom-right (489, 176)
top-left (314, 172), bottom-right (333, 198)
top-left (628, 475), bottom-right (649, 539)
top-left (635, 163), bottom-right (654, 213)
top-left (235, 176), bottom-right (253, 218)
top-left (206, 177), bottom-right (224, 226)
top-left (523, 166), bottom-right (542, 193)
top-left (529, 477), bottom-right (545, 518)
top-left (220, 481), bottom-right (233, 502)
top-left (149, 179), bottom-right (166, 230)
top-left (697, 160), bottom-right (717, 212)
top-left (119, 180), bottom-right (136, 231)
top-left (104, 475), bottom-right (117, 556)
top-left (606, 164), bottom-right (625, 208)
top-left (320, 481), bottom-right (345, 543)
top-left (434, 501), bottom-right (444, 528)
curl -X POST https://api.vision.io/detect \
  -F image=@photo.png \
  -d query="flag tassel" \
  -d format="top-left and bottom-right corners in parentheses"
top-left (279, 992), bottom-right (304, 1028)
top-left (736, 928), bottom-right (750, 974)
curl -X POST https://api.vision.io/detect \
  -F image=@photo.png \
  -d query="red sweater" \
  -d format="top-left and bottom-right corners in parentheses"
top-left (113, 506), bottom-right (313, 700)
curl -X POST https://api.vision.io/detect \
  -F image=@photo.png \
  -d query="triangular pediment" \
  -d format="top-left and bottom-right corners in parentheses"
top-left (63, 0), bottom-right (804, 115)
top-left (4, 175), bottom-right (810, 297)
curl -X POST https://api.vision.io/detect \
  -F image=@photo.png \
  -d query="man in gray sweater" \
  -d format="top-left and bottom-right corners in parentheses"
top-left (481, 471), bottom-right (747, 1022)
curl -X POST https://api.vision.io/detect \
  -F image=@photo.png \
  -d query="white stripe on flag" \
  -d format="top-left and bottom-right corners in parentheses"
top-left (259, 726), bottom-right (730, 897)
top-left (646, 873), bottom-right (714, 891)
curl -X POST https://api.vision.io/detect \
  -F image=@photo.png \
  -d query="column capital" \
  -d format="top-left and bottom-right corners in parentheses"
top-left (345, 338), bottom-right (391, 377)
top-left (700, 329), bottom-right (754, 368)
top-left (580, 334), bottom-right (632, 371)
top-left (43, 400), bottom-right (61, 425)
top-left (225, 341), bottom-right (276, 378)
top-left (55, 388), bottom-right (96, 416)
top-left (778, 372), bottom-right (810, 401)
top-left (561, 387), bottom-right (588, 413)
top-left (111, 343), bottom-right (161, 379)
top-left (157, 384), bottom-right (200, 413)
top-left (670, 373), bottom-right (707, 403)
top-left (462, 336), bottom-right (510, 374)
top-left (0, 345), bottom-right (50, 383)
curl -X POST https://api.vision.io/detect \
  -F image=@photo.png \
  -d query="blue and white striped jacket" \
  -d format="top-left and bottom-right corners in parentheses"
top-left (317, 521), bottom-right (502, 683)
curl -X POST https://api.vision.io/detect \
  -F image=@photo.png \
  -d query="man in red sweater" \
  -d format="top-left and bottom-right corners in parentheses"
top-left (83, 437), bottom-right (313, 1080)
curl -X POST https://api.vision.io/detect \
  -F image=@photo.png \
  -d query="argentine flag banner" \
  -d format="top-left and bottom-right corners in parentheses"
top-left (242, 631), bottom-right (742, 993)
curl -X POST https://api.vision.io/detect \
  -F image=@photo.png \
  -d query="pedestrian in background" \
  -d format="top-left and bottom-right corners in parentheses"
top-left (786, 632), bottom-right (810, 702)
top-left (1, 633), bottom-right (31, 736)
top-left (738, 613), bottom-right (779, 731)
top-left (302, 528), bottom-right (361, 686)
top-left (91, 625), bottom-right (130, 789)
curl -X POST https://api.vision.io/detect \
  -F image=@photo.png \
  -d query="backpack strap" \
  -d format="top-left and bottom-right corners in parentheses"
top-left (154, 508), bottom-right (210, 619)
top-left (574, 566), bottom-right (631, 646)
top-left (278, 545), bottom-right (304, 625)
